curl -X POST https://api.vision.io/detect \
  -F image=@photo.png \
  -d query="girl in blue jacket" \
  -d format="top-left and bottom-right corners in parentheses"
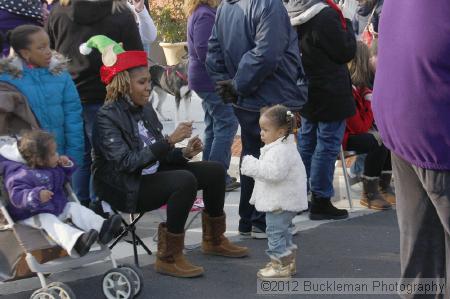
top-left (0, 25), bottom-right (83, 165)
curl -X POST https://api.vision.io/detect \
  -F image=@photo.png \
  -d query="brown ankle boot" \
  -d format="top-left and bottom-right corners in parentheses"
top-left (201, 212), bottom-right (249, 258)
top-left (379, 172), bottom-right (396, 205)
top-left (154, 223), bottom-right (204, 278)
top-left (360, 178), bottom-right (392, 210)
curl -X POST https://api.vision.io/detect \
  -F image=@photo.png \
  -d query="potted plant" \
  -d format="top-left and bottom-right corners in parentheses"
top-left (150, 0), bottom-right (187, 65)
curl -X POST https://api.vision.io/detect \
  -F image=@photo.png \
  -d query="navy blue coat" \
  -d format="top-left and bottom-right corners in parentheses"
top-left (206, 0), bottom-right (308, 111)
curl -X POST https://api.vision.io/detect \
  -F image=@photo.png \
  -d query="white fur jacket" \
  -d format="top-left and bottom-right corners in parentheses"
top-left (241, 135), bottom-right (308, 212)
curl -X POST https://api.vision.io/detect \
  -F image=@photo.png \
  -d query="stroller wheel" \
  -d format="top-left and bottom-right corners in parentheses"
top-left (102, 268), bottom-right (135, 299)
top-left (30, 289), bottom-right (57, 299)
top-left (119, 264), bottom-right (144, 296)
top-left (47, 282), bottom-right (76, 299)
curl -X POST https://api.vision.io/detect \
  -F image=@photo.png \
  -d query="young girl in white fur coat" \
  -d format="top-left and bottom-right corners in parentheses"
top-left (241, 104), bottom-right (308, 279)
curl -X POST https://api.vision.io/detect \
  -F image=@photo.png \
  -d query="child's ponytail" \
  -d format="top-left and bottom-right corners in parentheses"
top-left (284, 110), bottom-right (295, 141)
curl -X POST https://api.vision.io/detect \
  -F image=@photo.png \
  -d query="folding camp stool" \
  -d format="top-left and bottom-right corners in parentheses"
top-left (101, 201), bottom-right (153, 267)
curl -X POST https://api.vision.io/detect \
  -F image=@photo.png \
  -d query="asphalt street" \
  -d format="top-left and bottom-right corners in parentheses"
top-left (4, 210), bottom-right (401, 299)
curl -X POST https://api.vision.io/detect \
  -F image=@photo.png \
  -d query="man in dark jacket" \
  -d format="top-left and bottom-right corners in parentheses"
top-left (46, 0), bottom-right (143, 206)
top-left (284, 0), bottom-right (356, 220)
top-left (206, 0), bottom-right (308, 237)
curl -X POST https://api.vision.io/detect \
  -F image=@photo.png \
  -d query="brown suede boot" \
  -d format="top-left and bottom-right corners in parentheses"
top-left (154, 223), bottom-right (204, 278)
top-left (379, 172), bottom-right (396, 205)
top-left (360, 177), bottom-right (392, 210)
top-left (201, 212), bottom-right (249, 258)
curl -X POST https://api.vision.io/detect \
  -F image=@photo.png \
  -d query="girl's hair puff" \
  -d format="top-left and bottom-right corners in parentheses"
top-left (260, 104), bottom-right (295, 141)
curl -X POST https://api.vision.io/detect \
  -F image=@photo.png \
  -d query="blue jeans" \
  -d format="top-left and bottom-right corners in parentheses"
top-left (197, 91), bottom-right (238, 184)
top-left (297, 118), bottom-right (345, 198)
top-left (350, 154), bottom-right (366, 177)
top-left (71, 103), bottom-right (102, 204)
top-left (233, 106), bottom-right (266, 232)
top-left (266, 211), bottom-right (297, 260)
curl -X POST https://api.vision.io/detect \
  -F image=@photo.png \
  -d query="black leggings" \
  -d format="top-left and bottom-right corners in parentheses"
top-left (346, 133), bottom-right (391, 177)
top-left (136, 161), bottom-right (225, 233)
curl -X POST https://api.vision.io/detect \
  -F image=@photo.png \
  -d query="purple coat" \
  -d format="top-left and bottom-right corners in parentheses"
top-left (0, 156), bottom-right (76, 221)
top-left (187, 5), bottom-right (216, 92)
top-left (372, 0), bottom-right (450, 170)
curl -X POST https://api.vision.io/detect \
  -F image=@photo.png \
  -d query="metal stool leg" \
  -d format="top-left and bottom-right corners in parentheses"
top-left (130, 214), bottom-right (140, 267)
top-left (340, 146), bottom-right (353, 209)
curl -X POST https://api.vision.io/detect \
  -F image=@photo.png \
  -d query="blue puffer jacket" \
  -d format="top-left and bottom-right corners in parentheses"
top-left (0, 54), bottom-right (84, 165)
top-left (206, 0), bottom-right (308, 111)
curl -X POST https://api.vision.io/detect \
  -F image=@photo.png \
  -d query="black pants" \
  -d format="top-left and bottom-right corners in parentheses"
top-left (346, 133), bottom-right (391, 177)
top-left (233, 106), bottom-right (266, 232)
top-left (136, 161), bottom-right (225, 234)
top-left (392, 153), bottom-right (449, 299)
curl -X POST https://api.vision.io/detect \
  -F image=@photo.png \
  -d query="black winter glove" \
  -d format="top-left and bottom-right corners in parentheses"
top-left (216, 80), bottom-right (238, 104)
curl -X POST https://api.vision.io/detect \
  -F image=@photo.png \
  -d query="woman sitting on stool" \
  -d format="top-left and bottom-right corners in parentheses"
top-left (344, 41), bottom-right (395, 210)
top-left (84, 35), bottom-right (248, 278)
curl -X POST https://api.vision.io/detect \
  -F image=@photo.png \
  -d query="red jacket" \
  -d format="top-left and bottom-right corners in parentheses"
top-left (343, 86), bottom-right (374, 149)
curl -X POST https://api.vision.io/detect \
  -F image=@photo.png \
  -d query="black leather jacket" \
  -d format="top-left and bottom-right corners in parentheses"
top-left (92, 98), bottom-right (187, 213)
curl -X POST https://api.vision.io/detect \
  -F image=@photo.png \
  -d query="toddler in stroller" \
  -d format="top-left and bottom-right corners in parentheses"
top-left (0, 130), bottom-right (122, 257)
top-left (0, 83), bottom-right (145, 298)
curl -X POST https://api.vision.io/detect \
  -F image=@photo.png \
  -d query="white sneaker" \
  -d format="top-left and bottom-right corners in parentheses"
top-left (257, 260), bottom-right (291, 279)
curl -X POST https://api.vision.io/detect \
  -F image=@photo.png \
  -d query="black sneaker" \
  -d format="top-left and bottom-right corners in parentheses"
top-left (99, 214), bottom-right (122, 244)
top-left (309, 196), bottom-right (349, 220)
top-left (251, 226), bottom-right (267, 239)
top-left (225, 177), bottom-right (241, 192)
top-left (74, 229), bottom-right (98, 257)
top-left (239, 230), bottom-right (251, 237)
top-left (239, 223), bottom-right (251, 237)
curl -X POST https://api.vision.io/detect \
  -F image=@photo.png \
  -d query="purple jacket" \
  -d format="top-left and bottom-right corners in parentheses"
top-left (372, 0), bottom-right (450, 170)
top-left (187, 5), bottom-right (216, 92)
top-left (0, 156), bottom-right (76, 221)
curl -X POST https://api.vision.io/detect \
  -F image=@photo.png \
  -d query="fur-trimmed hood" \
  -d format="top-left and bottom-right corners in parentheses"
top-left (0, 52), bottom-right (69, 78)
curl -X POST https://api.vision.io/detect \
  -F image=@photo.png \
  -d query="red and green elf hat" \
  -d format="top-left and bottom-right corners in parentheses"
top-left (79, 35), bottom-right (148, 85)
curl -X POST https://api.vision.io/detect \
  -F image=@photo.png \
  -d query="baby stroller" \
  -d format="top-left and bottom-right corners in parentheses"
top-left (0, 82), bottom-right (144, 298)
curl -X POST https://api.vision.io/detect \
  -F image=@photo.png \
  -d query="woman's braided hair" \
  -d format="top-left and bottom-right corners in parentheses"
top-left (105, 70), bottom-right (132, 103)
top-left (105, 66), bottom-right (149, 102)
top-left (260, 104), bottom-right (295, 141)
